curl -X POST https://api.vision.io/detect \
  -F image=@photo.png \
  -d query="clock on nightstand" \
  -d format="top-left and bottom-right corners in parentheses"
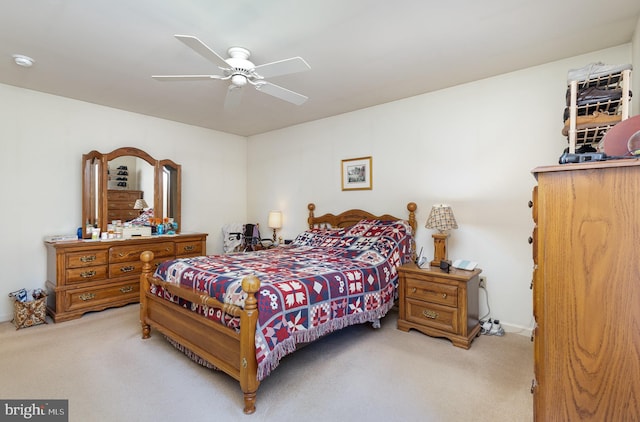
top-left (397, 263), bottom-right (482, 349)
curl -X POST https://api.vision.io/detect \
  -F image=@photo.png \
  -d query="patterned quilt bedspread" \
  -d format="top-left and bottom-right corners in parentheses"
top-left (152, 219), bottom-right (413, 380)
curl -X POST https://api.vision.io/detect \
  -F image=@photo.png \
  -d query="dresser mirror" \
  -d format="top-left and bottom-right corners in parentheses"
top-left (82, 147), bottom-right (181, 238)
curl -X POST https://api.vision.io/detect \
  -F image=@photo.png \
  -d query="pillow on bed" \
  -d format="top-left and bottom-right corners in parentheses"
top-left (341, 219), bottom-right (414, 263)
top-left (345, 219), bottom-right (412, 239)
top-left (291, 227), bottom-right (344, 247)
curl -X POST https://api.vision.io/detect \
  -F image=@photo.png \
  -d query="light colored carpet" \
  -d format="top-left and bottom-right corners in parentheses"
top-left (0, 305), bottom-right (532, 421)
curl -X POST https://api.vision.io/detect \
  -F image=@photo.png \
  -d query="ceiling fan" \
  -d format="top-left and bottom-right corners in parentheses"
top-left (152, 35), bottom-right (311, 110)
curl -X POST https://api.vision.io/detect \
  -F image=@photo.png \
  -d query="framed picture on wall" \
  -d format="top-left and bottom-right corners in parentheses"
top-left (341, 156), bottom-right (372, 191)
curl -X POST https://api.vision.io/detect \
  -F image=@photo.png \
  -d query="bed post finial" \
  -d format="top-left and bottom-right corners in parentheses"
top-left (140, 250), bottom-right (155, 339)
top-left (307, 203), bottom-right (316, 229)
top-left (407, 202), bottom-right (417, 261)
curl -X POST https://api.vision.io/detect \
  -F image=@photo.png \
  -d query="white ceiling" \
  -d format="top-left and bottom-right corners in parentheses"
top-left (2, 1), bottom-right (639, 137)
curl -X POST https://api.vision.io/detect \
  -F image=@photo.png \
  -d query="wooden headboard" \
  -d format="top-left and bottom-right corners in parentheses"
top-left (307, 202), bottom-right (417, 257)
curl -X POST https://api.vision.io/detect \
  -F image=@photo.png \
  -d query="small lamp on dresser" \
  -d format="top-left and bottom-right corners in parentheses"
top-left (268, 210), bottom-right (282, 242)
top-left (133, 198), bottom-right (149, 215)
top-left (425, 204), bottom-right (458, 267)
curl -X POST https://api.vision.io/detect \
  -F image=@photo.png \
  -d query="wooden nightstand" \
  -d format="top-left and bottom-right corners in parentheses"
top-left (397, 263), bottom-right (481, 349)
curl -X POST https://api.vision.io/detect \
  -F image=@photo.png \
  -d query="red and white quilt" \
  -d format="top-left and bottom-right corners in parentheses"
top-left (152, 219), bottom-right (413, 380)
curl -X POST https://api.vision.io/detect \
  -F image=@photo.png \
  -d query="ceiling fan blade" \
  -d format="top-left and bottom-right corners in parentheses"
top-left (152, 75), bottom-right (221, 81)
top-left (255, 81), bottom-right (308, 105)
top-left (224, 85), bottom-right (243, 110)
top-left (254, 57), bottom-right (311, 79)
top-left (174, 34), bottom-right (229, 69)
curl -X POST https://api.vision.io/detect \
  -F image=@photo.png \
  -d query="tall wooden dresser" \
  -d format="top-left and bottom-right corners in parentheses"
top-left (45, 233), bottom-right (207, 322)
top-left (107, 190), bottom-right (144, 222)
top-left (531, 160), bottom-right (640, 420)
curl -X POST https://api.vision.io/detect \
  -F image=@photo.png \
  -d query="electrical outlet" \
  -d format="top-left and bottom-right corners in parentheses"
top-left (479, 276), bottom-right (487, 288)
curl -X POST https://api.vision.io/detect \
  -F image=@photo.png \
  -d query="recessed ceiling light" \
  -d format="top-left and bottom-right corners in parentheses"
top-left (12, 54), bottom-right (35, 67)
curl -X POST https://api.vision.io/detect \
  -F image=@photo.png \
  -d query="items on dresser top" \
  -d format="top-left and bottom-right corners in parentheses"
top-left (563, 63), bottom-right (631, 152)
top-left (601, 114), bottom-right (640, 156)
top-left (45, 233), bottom-right (207, 322)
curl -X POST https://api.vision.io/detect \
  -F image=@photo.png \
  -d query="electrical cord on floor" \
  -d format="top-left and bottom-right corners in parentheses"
top-left (479, 285), bottom-right (491, 322)
top-left (478, 285), bottom-right (504, 336)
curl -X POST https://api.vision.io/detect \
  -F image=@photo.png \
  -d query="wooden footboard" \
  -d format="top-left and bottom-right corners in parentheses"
top-left (139, 251), bottom-right (261, 414)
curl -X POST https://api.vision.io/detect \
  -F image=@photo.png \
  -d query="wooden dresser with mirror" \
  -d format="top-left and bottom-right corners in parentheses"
top-left (45, 147), bottom-right (207, 322)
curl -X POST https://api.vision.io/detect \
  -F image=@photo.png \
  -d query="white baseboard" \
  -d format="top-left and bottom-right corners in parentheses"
top-left (502, 321), bottom-right (533, 338)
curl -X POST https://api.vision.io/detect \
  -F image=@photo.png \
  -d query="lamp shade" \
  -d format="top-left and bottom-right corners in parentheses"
top-left (425, 204), bottom-right (458, 232)
top-left (133, 198), bottom-right (149, 210)
top-left (268, 211), bottom-right (282, 229)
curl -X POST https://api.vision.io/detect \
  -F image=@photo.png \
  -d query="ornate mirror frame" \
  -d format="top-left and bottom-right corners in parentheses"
top-left (82, 147), bottom-right (181, 238)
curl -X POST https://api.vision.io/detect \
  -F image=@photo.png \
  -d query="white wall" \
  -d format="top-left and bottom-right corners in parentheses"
top-left (247, 44), bottom-right (633, 333)
top-left (633, 16), bottom-right (640, 114)
top-left (0, 84), bottom-right (247, 321)
top-left (1, 42), bottom-right (634, 326)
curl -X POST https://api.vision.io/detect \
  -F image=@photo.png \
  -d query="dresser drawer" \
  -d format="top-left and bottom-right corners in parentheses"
top-left (406, 299), bottom-right (458, 333)
top-left (66, 250), bottom-right (108, 268)
top-left (405, 278), bottom-right (458, 307)
top-left (108, 200), bottom-right (137, 210)
top-left (107, 190), bottom-right (142, 201)
top-left (65, 280), bottom-right (140, 311)
top-left (110, 241), bottom-right (175, 263)
top-left (66, 265), bottom-right (108, 284)
top-left (109, 257), bottom-right (165, 278)
top-left (175, 240), bottom-right (203, 257)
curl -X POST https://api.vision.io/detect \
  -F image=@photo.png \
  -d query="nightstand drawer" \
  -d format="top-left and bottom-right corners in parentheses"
top-left (405, 279), bottom-right (458, 307)
top-left (406, 299), bottom-right (458, 333)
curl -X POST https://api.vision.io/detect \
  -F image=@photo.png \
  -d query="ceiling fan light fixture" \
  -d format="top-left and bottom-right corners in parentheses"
top-left (12, 54), bottom-right (35, 67)
top-left (231, 74), bottom-right (247, 87)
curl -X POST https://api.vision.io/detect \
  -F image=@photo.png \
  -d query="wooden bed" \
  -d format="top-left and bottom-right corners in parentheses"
top-left (139, 202), bottom-right (417, 414)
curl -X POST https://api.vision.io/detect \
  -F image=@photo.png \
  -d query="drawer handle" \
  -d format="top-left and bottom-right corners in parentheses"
top-left (530, 379), bottom-right (536, 394)
top-left (80, 270), bottom-right (97, 278)
top-left (166, 247), bottom-right (172, 251)
top-left (442, 293), bottom-right (447, 299)
top-left (120, 266), bottom-right (135, 273)
top-left (528, 200), bottom-right (533, 208)
top-left (79, 293), bottom-right (96, 301)
top-left (80, 255), bottom-right (96, 263)
top-left (183, 245), bottom-right (194, 252)
top-left (528, 236), bottom-right (533, 244)
top-left (120, 286), bottom-right (133, 293)
top-left (118, 252), bottom-right (127, 258)
top-left (422, 310), bottom-right (438, 319)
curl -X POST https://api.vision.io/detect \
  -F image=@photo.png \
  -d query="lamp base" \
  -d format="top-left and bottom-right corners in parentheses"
top-left (430, 232), bottom-right (449, 267)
